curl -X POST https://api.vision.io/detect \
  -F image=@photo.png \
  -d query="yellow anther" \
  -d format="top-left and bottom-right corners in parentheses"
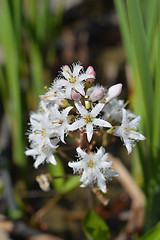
top-left (87, 159), bottom-right (95, 168)
top-left (85, 115), bottom-right (93, 123)
top-left (66, 70), bottom-right (76, 83)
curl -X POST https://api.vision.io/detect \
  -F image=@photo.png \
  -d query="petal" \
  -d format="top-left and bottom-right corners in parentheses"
top-left (69, 119), bottom-right (86, 131)
top-left (98, 151), bottom-right (109, 163)
top-left (93, 118), bottom-right (112, 128)
top-left (130, 115), bottom-right (141, 129)
top-left (56, 79), bottom-right (68, 86)
top-left (86, 123), bottom-right (93, 142)
top-left (65, 86), bottom-right (72, 98)
top-left (59, 128), bottom-right (65, 143)
top-left (73, 64), bottom-right (83, 77)
top-left (62, 106), bottom-right (73, 117)
top-left (25, 148), bottom-right (38, 157)
top-left (75, 102), bottom-right (88, 117)
top-left (75, 83), bottom-right (85, 96)
top-left (108, 170), bottom-right (120, 177)
top-left (128, 130), bottom-right (146, 141)
top-left (124, 140), bottom-right (132, 154)
top-left (68, 160), bottom-right (84, 170)
top-left (48, 154), bottom-right (57, 165)
top-left (97, 174), bottom-right (107, 193)
top-left (78, 72), bottom-right (92, 82)
top-left (34, 154), bottom-right (45, 168)
top-left (121, 108), bottom-right (128, 125)
top-left (90, 103), bottom-right (105, 117)
top-left (51, 107), bottom-right (61, 119)
top-left (94, 147), bottom-right (105, 161)
top-left (76, 147), bottom-right (87, 158)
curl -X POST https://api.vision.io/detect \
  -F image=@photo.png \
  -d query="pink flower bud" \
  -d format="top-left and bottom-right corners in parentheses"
top-left (90, 88), bottom-right (104, 102)
top-left (63, 65), bottom-right (70, 71)
top-left (72, 92), bottom-right (81, 100)
top-left (106, 83), bottom-right (122, 102)
top-left (86, 66), bottom-right (96, 77)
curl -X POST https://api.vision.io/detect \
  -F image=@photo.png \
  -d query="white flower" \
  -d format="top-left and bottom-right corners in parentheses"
top-left (68, 147), bottom-right (119, 193)
top-left (39, 83), bottom-right (66, 105)
top-left (49, 106), bottom-right (73, 143)
top-left (55, 63), bottom-right (95, 99)
top-left (25, 110), bottom-right (59, 168)
top-left (69, 102), bottom-right (112, 142)
top-left (113, 108), bottom-right (146, 154)
top-left (25, 139), bottom-right (59, 168)
top-left (102, 99), bottom-right (124, 122)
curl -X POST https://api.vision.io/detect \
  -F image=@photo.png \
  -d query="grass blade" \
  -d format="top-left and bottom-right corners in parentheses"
top-left (126, 0), bottom-right (154, 140)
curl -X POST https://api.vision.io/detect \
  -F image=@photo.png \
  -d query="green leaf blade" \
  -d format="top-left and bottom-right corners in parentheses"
top-left (83, 209), bottom-right (110, 240)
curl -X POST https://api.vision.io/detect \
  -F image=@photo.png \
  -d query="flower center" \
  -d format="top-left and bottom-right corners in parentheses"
top-left (34, 127), bottom-right (46, 137)
top-left (85, 114), bottom-right (93, 123)
top-left (66, 70), bottom-right (76, 84)
top-left (87, 159), bottom-right (95, 168)
top-left (123, 127), bottom-right (135, 133)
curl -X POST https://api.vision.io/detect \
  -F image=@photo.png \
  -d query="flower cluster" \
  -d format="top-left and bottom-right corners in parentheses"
top-left (25, 63), bottom-right (145, 193)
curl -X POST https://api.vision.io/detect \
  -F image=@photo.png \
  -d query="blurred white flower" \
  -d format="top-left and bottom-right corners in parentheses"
top-left (113, 108), bottom-right (146, 154)
top-left (68, 147), bottom-right (119, 193)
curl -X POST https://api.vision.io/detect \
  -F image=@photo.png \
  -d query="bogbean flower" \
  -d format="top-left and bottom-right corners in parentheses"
top-left (69, 102), bottom-right (112, 142)
top-left (102, 98), bottom-right (124, 122)
top-left (25, 112), bottom-right (59, 168)
top-left (25, 62), bottom-right (146, 193)
top-left (25, 138), bottom-right (59, 168)
top-left (49, 106), bottom-right (73, 143)
top-left (56, 63), bottom-right (95, 99)
top-left (113, 108), bottom-right (146, 154)
top-left (39, 83), bottom-right (65, 104)
top-left (68, 147), bottom-right (119, 193)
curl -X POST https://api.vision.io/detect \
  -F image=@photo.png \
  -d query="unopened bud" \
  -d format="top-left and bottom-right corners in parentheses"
top-left (86, 66), bottom-right (96, 77)
top-left (63, 65), bottom-right (70, 72)
top-left (90, 88), bottom-right (104, 102)
top-left (85, 101), bottom-right (91, 109)
top-left (106, 83), bottom-right (122, 102)
top-left (72, 92), bottom-right (81, 101)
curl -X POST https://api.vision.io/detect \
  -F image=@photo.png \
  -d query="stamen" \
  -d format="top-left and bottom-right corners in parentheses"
top-left (44, 94), bottom-right (55, 99)
top-left (34, 128), bottom-right (46, 137)
top-left (85, 115), bottom-right (93, 123)
top-left (87, 159), bottom-right (95, 168)
top-left (66, 70), bottom-right (76, 83)
top-left (44, 86), bottom-right (49, 91)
